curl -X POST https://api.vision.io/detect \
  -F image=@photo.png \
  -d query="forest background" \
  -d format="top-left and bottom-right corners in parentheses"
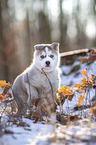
top-left (0, 0), bottom-right (96, 82)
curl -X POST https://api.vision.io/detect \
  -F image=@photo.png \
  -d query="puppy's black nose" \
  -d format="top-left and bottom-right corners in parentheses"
top-left (46, 61), bottom-right (50, 66)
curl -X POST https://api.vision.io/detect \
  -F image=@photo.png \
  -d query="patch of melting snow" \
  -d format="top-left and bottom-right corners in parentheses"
top-left (1, 116), bottom-right (96, 145)
top-left (61, 59), bottom-right (96, 87)
top-left (0, 118), bottom-right (54, 145)
top-left (53, 119), bottom-right (96, 145)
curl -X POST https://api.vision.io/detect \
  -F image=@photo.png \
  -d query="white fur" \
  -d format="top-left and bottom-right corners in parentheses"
top-left (12, 43), bottom-right (60, 115)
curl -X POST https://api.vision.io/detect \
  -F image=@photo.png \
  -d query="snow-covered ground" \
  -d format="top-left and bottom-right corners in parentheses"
top-left (61, 56), bottom-right (96, 87)
top-left (0, 118), bottom-right (96, 145)
top-left (0, 55), bottom-right (96, 145)
top-left (0, 118), bottom-right (54, 145)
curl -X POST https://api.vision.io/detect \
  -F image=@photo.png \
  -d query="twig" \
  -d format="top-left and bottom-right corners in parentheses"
top-left (41, 68), bottom-right (56, 105)
top-left (72, 104), bottom-right (92, 112)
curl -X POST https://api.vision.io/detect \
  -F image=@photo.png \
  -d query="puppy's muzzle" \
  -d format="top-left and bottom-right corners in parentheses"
top-left (45, 61), bottom-right (50, 67)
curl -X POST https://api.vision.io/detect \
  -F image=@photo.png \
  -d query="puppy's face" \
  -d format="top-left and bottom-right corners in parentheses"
top-left (33, 43), bottom-right (60, 72)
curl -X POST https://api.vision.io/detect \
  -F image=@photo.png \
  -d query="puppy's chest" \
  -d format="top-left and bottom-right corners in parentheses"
top-left (32, 72), bottom-right (57, 89)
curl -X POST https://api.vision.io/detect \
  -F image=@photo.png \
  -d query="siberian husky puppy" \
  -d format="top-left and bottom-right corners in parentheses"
top-left (12, 42), bottom-right (61, 115)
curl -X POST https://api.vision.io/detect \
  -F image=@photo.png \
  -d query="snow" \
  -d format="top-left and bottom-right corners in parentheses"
top-left (1, 118), bottom-right (96, 145)
top-left (0, 118), bottom-right (53, 145)
top-left (61, 58), bottom-right (96, 88)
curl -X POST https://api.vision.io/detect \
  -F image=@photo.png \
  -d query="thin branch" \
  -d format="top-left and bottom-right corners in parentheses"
top-left (41, 68), bottom-right (56, 105)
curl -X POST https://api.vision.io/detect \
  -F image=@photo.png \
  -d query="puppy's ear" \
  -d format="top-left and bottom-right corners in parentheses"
top-left (51, 42), bottom-right (59, 51)
top-left (34, 44), bottom-right (43, 50)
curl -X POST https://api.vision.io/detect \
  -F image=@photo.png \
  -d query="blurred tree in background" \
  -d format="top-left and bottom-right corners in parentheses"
top-left (0, 0), bottom-right (96, 82)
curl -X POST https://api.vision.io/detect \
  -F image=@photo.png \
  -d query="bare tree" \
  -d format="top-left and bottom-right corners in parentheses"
top-left (38, 10), bottom-right (51, 43)
top-left (0, 0), bottom-right (9, 80)
top-left (59, 0), bottom-right (68, 52)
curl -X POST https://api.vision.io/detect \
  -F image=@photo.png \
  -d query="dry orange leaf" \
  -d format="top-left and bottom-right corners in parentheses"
top-left (0, 80), bottom-right (10, 88)
top-left (58, 86), bottom-right (74, 96)
top-left (78, 96), bottom-right (85, 106)
top-left (57, 86), bottom-right (74, 102)
top-left (0, 80), bottom-right (6, 88)
top-left (62, 91), bottom-right (73, 96)
top-left (57, 90), bottom-right (61, 94)
top-left (89, 77), bottom-right (93, 83)
top-left (57, 95), bottom-right (61, 99)
top-left (82, 78), bottom-right (88, 84)
top-left (74, 83), bottom-right (82, 89)
top-left (81, 69), bottom-right (89, 78)
top-left (60, 86), bottom-right (71, 91)
top-left (78, 89), bottom-right (86, 94)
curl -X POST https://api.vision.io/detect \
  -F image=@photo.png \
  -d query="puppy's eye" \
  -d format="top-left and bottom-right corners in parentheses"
top-left (40, 55), bottom-right (45, 59)
top-left (50, 55), bottom-right (54, 58)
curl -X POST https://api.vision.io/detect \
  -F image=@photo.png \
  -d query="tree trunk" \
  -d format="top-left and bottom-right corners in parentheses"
top-left (0, 0), bottom-right (9, 81)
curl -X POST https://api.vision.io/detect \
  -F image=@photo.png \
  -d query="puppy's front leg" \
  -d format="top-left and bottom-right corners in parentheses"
top-left (27, 86), bottom-right (39, 107)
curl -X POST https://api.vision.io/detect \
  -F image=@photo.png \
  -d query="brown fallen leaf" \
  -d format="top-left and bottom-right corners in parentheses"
top-left (90, 106), bottom-right (96, 116)
top-left (56, 113), bottom-right (79, 125)
top-left (81, 51), bottom-right (96, 64)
